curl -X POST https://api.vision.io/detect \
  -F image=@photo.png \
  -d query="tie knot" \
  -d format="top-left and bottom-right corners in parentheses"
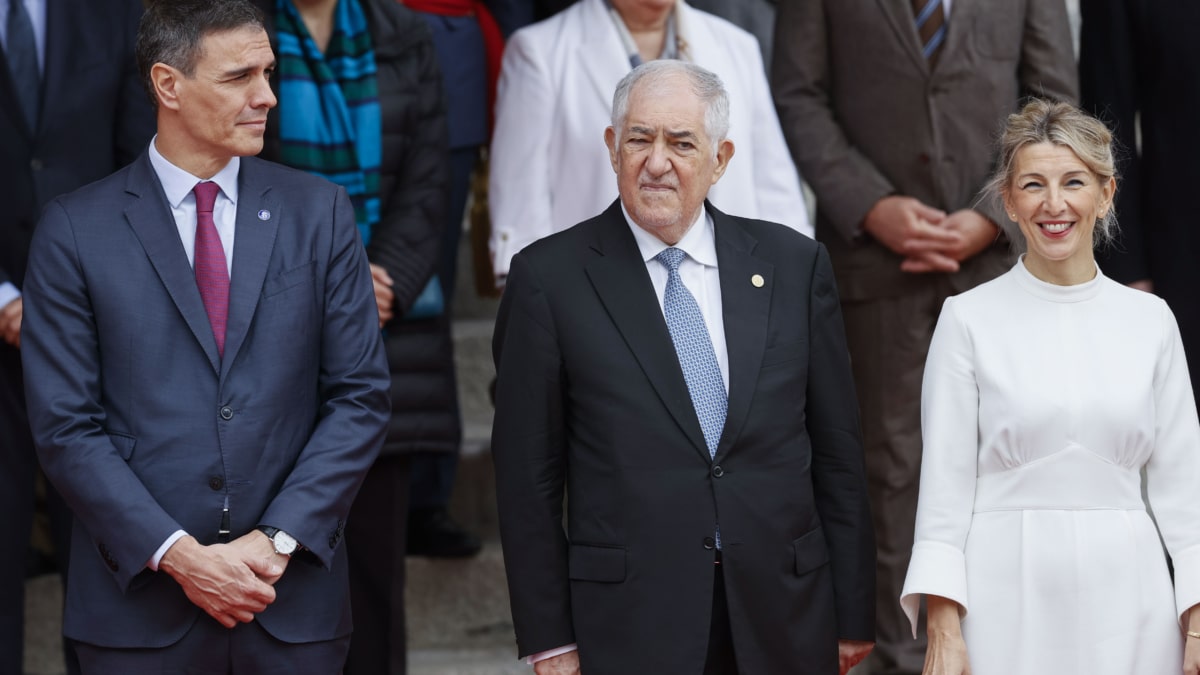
top-left (193, 182), bottom-right (220, 214)
top-left (655, 247), bottom-right (687, 272)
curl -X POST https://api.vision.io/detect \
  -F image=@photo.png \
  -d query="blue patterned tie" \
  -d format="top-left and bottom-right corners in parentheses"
top-left (655, 248), bottom-right (727, 457)
top-left (5, 0), bottom-right (40, 130)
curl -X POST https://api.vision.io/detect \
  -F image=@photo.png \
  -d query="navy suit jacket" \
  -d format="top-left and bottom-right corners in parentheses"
top-left (492, 201), bottom-right (875, 674)
top-left (20, 152), bottom-right (391, 648)
top-left (0, 0), bottom-right (152, 290)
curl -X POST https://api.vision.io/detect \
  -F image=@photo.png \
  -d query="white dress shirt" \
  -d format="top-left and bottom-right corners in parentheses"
top-left (144, 138), bottom-right (240, 570)
top-left (0, 0), bottom-right (46, 308)
top-left (527, 204), bottom-right (728, 664)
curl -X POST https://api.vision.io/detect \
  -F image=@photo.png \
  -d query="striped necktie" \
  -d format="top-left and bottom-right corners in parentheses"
top-left (912, 0), bottom-right (947, 66)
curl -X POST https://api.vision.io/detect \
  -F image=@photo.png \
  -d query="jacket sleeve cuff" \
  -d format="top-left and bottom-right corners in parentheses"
top-left (900, 540), bottom-right (969, 638)
top-left (1172, 543), bottom-right (1200, 623)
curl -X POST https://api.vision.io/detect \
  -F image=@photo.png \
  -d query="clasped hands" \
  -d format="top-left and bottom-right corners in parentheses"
top-left (863, 196), bottom-right (999, 274)
top-left (0, 297), bottom-right (21, 348)
top-left (159, 530), bottom-right (290, 628)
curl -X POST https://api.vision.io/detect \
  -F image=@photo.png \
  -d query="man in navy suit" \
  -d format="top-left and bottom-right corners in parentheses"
top-left (0, 0), bottom-right (153, 671)
top-left (20, 1), bottom-right (390, 671)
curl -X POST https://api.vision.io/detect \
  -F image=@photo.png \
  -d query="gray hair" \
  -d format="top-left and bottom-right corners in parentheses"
top-left (983, 98), bottom-right (1119, 252)
top-left (610, 60), bottom-right (730, 152)
top-left (136, 0), bottom-right (267, 109)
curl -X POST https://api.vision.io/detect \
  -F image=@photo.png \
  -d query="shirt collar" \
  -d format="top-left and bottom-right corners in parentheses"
top-left (148, 135), bottom-right (241, 208)
top-left (622, 202), bottom-right (717, 268)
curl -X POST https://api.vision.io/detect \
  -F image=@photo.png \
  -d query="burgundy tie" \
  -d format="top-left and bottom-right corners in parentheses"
top-left (193, 182), bottom-right (229, 358)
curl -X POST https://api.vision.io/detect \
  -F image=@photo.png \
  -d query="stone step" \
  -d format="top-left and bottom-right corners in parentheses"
top-left (404, 540), bottom-right (513, 651)
top-left (409, 647), bottom-right (526, 675)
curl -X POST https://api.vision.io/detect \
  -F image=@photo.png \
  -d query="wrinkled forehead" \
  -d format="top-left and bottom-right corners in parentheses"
top-left (195, 25), bottom-right (273, 70)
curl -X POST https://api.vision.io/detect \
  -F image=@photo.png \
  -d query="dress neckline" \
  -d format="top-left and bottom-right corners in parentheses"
top-left (1012, 255), bottom-right (1105, 303)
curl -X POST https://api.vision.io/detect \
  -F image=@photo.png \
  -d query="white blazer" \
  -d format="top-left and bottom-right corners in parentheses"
top-left (488, 0), bottom-right (811, 280)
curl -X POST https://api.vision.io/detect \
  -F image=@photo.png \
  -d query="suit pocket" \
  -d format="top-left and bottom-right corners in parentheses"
top-left (761, 339), bottom-right (807, 368)
top-left (568, 544), bottom-right (626, 583)
top-left (262, 261), bottom-right (316, 298)
top-left (107, 431), bottom-right (136, 461)
top-left (793, 527), bottom-right (830, 576)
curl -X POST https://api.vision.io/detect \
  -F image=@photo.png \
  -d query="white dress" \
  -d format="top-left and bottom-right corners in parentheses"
top-left (900, 258), bottom-right (1200, 674)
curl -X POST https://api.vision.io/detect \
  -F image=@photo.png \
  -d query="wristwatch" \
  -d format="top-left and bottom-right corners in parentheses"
top-left (257, 526), bottom-right (299, 556)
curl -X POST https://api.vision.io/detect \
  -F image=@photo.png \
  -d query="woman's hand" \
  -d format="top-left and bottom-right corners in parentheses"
top-left (1184, 605), bottom-right (1200, 675)
top-left (923, 595), bottom-right (970, 675)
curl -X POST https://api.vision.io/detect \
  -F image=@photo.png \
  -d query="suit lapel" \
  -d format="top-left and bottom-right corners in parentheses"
top-left (219, 159), bottom-right (280, 381)
top-left (710, 206), bottom-right (772, 461)
top-left (876, 0), bottom-right (929, 74)
top-left (577, 0), bottom-right (634, 110)
top-left (123, 154), bottom-right (222, 373)
top-left (584, 203), bottom-right (711, 461)
top-left (39, 0), bottom-right (77, 139)
top-left (934, 0), bottom-right (973, 72)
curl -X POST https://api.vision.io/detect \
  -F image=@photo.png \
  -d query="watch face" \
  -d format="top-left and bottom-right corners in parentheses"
top-left (273, 530), bottom-right (298, 556)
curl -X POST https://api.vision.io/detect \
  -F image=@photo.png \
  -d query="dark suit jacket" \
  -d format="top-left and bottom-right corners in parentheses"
top-left (492, 201), bottom-right (875, 674)
top-left (1079, 0), bottom-right (1200, 391)
top-left (20, 153), bottom-right (391, 648)
top-left (771, 0), bottom-right (1078, 300)
top-left (0, 0), bottom-right (152, 290)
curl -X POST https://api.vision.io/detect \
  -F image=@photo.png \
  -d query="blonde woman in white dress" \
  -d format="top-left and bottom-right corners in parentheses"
top-left (901, 99), bottom-right (1200, 675)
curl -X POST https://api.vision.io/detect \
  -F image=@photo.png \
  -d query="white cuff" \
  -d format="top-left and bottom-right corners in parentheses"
top-left (0, 283), bottom-right (20, 310)
top-left (147, 530), bottom-right (188, 571)
top-left (1172, 543), bottom-right (1200, 623)
top-left (900, 540), bottom-right (969, 638)
top-left (525, 643), bottom-right (577, 665)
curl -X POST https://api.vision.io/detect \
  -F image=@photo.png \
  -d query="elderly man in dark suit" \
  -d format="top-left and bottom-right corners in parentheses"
top-left (492, 59), bottom-right (875, 675)
top-left (0, 0), bottom-right (153, 671)
top-left (771, 1), bottom-right (1078, 672)
top-left (20, 1), bottom-right (390, 671)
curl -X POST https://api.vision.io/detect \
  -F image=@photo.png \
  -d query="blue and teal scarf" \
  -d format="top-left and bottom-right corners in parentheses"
top-left (275, 0), bottom-right (381, 245)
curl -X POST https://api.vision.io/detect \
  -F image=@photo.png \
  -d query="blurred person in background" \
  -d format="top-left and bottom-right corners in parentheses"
top-left (687, 0), bottom-right (774, 64)
top-left (397, 0), bottom-right (532, 558)
top-left (1079, 0), bottom-right (1200, 406)
top-left (488, 0), bottom-right (809, 288)
top-left (0, 0), bottom-right (154, 672)
top-left (252, 0), bottom-right (448, 671)
top-left (771, 1), bottom-right (1077, 672)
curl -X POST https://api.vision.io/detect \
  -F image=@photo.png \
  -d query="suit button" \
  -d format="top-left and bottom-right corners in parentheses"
top-left (219, 406), bottom-right (233, 420)
top-left (703, 536), bottom-right (716, 550)
top-left (30, 158), bottom-right (43, 171)
top-left (208, 476), bottom-right (224, 491)
top-left (918, 152), bottom-right (931, 165)
top-left (712, 465), bottom-right (724, 478)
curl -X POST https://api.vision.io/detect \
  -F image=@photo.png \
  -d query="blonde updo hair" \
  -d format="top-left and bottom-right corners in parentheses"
top-left (983, 99), bottom-right (1119, 252)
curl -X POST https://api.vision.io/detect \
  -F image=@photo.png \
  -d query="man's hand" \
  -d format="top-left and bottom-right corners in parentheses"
top-left (159, 536), bottom-right (280, 628)
top-left (862, 196), bottom-right (959, 272)
top-left (0, 297), bottom-right (22, 348)
top-left (226, 529), bottom-right (291, 585)
top-left (369, 263), bottom-right (395, 327)
top-left (900, 209), bottom-right (999, 274)
top-left (1128, 279), bottom-right (1153, 293)
top-left (839, 639), bottom-right (874, 674)
top-left (533, 651), bottom-right (581, 675)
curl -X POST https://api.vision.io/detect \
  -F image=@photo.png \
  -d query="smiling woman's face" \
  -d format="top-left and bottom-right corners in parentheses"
top-left (1004, 142), bottom-right (1115, 282)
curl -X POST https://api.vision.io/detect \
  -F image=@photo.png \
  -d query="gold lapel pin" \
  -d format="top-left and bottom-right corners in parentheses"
top-left (751, 274), bottom-right (765, 288)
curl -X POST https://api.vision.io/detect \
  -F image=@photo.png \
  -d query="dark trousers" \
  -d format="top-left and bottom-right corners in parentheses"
top-left (74, 617), bottom-right (349, 674)
top-left (0, 346), bottom-right (79, 675)
top-left (704, 559), bottom-right (737, 675)
top-left (345, 455), bottom-right (412, 675)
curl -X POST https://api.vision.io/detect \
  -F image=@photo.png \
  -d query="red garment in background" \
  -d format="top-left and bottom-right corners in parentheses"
top-left (401, 0), bottom-right (505, 131)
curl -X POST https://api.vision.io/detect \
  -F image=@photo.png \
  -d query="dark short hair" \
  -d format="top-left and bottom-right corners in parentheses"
top-left (136, 0), bottom-right (266, 108)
